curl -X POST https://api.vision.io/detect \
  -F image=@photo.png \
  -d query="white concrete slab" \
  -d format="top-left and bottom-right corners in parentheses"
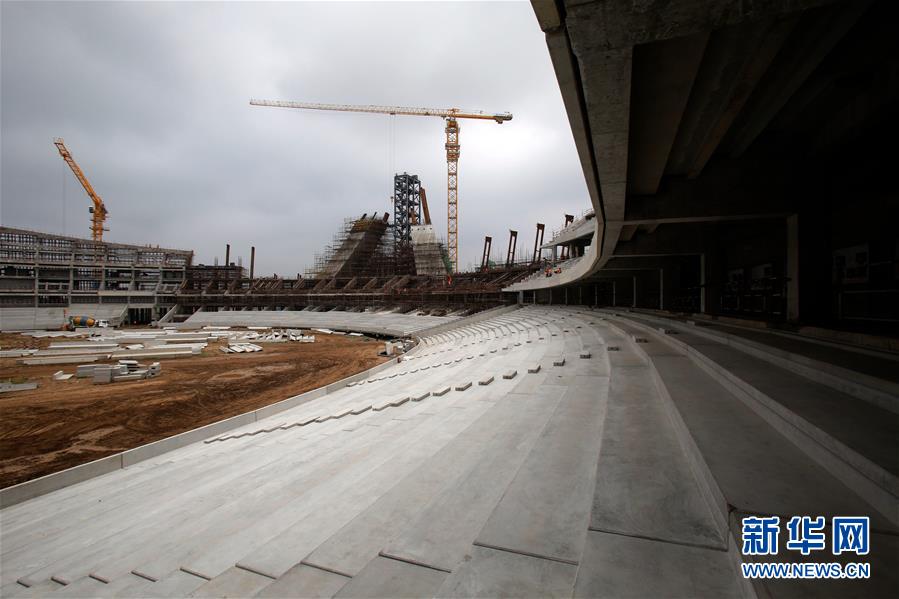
top-left (437, 545), bottom-right (577, 598)
top-left (254, 564), bottom-right (349, 598)
top-left (333, 557), bottom-right (445, 598)
top-left (475, 376), bottom-right (609, 564)
top-left (575, 531), bottom-right (744, 598)
top-left (590, 365), bottom-right (724, 549)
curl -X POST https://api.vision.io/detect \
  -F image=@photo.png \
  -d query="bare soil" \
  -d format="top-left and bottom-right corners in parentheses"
top-left (0, 331), bottom-right (389, 488)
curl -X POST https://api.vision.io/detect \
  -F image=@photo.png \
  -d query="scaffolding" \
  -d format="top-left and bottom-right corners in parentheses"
top-left (306, 213), bottom-right (396, 279)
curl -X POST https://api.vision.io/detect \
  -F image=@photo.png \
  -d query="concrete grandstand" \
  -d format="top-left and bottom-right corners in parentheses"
top-left (1, 1), bottom-right (897, 598)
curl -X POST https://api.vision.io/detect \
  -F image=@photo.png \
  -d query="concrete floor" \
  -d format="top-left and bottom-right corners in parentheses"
top-left (0, 306), bottom-right (896, 597)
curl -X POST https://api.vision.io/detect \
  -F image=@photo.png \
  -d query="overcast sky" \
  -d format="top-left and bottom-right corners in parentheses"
top-left (1, 0), bottom-right (588, 275)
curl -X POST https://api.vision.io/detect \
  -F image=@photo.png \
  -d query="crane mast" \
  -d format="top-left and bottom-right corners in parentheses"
top-left (53, 138), bottom-right (109, 241)
top-left (250, 99), bottom-right (512, 272)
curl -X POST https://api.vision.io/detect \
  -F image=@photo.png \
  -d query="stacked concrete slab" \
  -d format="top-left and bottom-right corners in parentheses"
top-left (0, 306), bottom-right (896, 597)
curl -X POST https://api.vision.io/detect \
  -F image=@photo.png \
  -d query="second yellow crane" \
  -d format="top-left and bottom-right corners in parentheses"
top-left (249, 99), bottom-right (512, 272)
top-left (53, 138), bottom-right (109, 241)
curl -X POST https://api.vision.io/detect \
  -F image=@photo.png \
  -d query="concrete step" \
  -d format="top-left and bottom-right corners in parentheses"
top-left (43, 575), bottom-right (107, 597)
top-left (0, 579), bottom-right (64, 598)
top-left (231, 398), bottom-right (495, 580)
top-left (610, 315), bottom-right (899, 524)
top-left (2, 383), bottom-right (389, 536)
top-left (108, 568), bottom-right (207, 598)
top-left (187, 566), bottom-right (273, 598)
top-left (125, 404), bottom-right (442, 582)
top-left (619, 310), bottom-right (899, 408)
top-left (254, 564), bottom-right (349, 598)
top-left (379, 386), bottom-right (567, 573)
top-left (22, 410), bottom-right (402, 585)
top-left (333, 556), bottom-right (445, 598)
top-left (573, 530), bottom-right (746, 598)
top-left (301, 383), bottom-right (552, 577)
top-left (436, 545), bottom-right (577, 598)
top-left (473, 374), bottom-right (609, 565)
top-left (590, 365), bottom-right (725, 549)
top-left (638, 331), bottom-right (898, 532)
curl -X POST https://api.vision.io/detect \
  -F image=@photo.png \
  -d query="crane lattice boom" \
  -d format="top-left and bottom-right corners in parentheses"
top-left (250, 99), bottom-right (512, 272)
top-left (249, 99), bottom-right (512, 124)
top-left (53, 138), bottom-right (109, 242)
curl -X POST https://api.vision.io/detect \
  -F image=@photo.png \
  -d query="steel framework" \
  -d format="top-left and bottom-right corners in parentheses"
top-left (506, 230), bottom-right (518, 268)
top-left (445, 119), bottom-right (460, 271)
top-left (393, 173), bottom-right (422, 250)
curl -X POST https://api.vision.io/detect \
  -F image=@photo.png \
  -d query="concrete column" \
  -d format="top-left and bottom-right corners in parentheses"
top-left (518, 291), bottom-right (524, 305)
top-left (632, 276), bottom-right (637, 308)
top-left (700, 254), bottom-right (706, 313)
top-left (702, 248), bottom-right (722, 315)
top-left (786, 214), bottom-right (799, 322)
top-left (612, 281), bottom-right (617, 306)
top-left (68, 255), bottom-right (74, 305)
top-left (659, 268), bottom-right (664, 310)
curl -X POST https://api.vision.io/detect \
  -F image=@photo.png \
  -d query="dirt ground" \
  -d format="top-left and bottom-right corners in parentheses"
top-left (0, 330), bottom-right (390, 488)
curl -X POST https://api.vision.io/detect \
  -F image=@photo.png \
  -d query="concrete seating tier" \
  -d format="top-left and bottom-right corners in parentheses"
top-left (181, 309), bottom-right (459, 337)
top-left (1, 306), bottom-right (895, 597)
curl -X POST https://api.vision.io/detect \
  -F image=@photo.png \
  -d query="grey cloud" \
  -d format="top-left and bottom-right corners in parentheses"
top-left (1, 0), bottom-right (588, 274)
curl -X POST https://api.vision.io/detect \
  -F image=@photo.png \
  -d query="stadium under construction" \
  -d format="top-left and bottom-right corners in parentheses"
top-left (1, 1), bottom-right (897, 597)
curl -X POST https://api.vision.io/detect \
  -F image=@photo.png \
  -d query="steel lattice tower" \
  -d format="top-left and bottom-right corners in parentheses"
top-left (445, 119), bottom-right (460, 272)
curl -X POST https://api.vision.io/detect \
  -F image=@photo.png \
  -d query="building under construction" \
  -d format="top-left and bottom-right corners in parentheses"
top-left (0, 174), bottom-right (542, 328)
top-left (172, 174), bottom-right (540, 319)
top-left (306, 174), bottom-right (451, 281)
top-left (0, 226), bottom-right (193, 329)
top-left (308, 213), bottom-right (398, 280)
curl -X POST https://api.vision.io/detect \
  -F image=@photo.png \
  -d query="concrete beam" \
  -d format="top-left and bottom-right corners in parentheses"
top-left (722, 1), bottom-right (871, 156)
top-left (543, 25), bottom-right (603, 220)
top-left (604, 256), bottom-right (695, 270)
top-left (531, 0), bottom-right (561, 31)
top-left (627, 32), bottom-right (709, 195)
top-left (619, 224), bottom-right (638, 242)
top-left (665, 17), bottom-right (797, 178)
top-left (612, 223), bottom-right (711, 256)
top-left (623, 156), bottom-right (794, 225)
top-left (564, 0), bottom-right (835, 51)
top-left (585, 47), bottom-right (632, 241)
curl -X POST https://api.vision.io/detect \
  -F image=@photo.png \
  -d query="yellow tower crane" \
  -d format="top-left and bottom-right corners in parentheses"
top-left (53, 138), bottom-right (109, 241)
top-left (249, 99), bottom-right (512, 272)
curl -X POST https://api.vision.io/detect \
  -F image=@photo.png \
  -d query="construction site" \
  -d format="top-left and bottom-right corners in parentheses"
top-left (1, 0), bottom-right (897, 597)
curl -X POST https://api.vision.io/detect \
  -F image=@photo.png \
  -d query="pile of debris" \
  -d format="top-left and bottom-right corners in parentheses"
top-left (77, 360), bottom-right (163, 384)
top-left (220, 343), bottom-right (263, 354)
top-left (382, 338), bottom-right (415, 356)
top-left (201, 326), bottom-right (315, 343)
